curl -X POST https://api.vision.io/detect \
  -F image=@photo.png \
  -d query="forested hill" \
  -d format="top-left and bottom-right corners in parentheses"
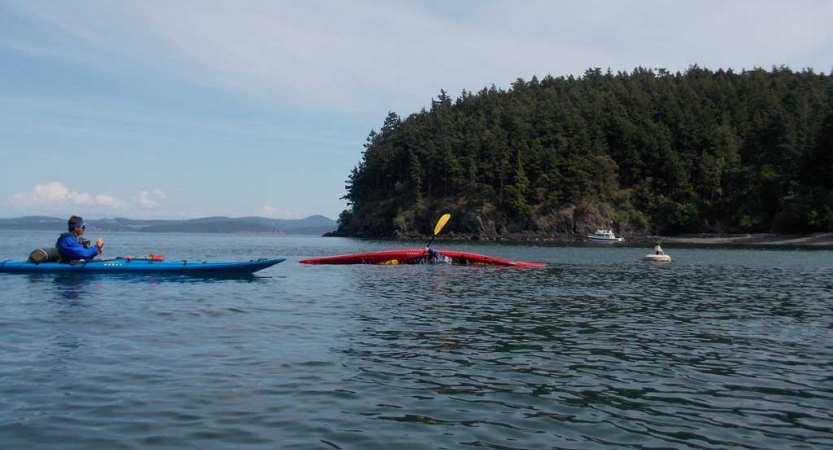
top-left (334, 66), bottom-right (833, 239)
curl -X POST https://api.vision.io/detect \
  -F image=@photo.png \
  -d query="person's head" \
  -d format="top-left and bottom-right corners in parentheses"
top-left (67, 215), bottom-right (87, 235)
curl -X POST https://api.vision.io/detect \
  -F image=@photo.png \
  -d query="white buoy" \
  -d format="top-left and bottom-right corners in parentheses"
top-left (643, 243), bottom-right (671, 262)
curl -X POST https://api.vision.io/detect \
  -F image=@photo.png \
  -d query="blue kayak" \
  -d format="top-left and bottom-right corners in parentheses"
top-left (0, 258), bottom-right (285, 275)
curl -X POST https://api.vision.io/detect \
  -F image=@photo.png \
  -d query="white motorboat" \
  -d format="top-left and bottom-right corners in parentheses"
top-left (643, 243), bottom-right (671, 262)
top-left (587, 229), bottom-right (624, 243)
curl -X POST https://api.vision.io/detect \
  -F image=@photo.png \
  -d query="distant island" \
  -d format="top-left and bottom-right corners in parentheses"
top-left (0, 215), bottom-right (338, 235)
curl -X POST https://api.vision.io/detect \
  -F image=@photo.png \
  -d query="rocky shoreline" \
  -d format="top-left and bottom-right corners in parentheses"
top-left (392, 232), bottom-right (833, 247)
top-left (652, 232), bottom-right (833, 246)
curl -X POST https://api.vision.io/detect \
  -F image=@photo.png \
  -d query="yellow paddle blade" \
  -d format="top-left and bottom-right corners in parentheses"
top-left (434, 213), bottom-right (451, 236)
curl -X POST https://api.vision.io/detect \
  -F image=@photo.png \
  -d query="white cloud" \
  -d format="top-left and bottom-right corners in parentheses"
top-left (11, 181), bottom-right (69, 206)
top-left (259, 206), bottom-right (296, 219)
top-left (95, 194), bottom-right (122, 207)
top-left (137, 189), bottom-right (167, 208)
top-left (9, 182), bottom-right (125, 209)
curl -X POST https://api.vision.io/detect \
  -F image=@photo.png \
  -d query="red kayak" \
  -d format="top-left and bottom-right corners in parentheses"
top-left (300, 249), bottom-right (546, 268)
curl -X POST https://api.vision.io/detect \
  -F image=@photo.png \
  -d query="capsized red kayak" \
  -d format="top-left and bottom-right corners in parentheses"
top-left (299, 249), bottom-right (546, 268)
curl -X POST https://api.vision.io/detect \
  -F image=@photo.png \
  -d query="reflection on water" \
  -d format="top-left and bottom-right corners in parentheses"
top-left (52, 274), bottom-right (100, 301)
top-left (19, 272), bottom-right (267, 304)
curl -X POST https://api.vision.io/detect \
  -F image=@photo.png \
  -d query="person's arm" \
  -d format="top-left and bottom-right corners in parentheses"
top-left (57, 236), bottom-right (100, 260)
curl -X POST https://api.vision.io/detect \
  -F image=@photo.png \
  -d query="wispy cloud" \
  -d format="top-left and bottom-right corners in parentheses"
top-left (0, 93), bottom-right (360, 152)
top-left (9, 1), bottom-right (829, 117)
top-left (136, 189), bottom-right (167, 208)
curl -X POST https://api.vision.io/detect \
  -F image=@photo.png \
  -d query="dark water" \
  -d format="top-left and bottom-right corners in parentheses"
top-left (1, 230), bottom-right (831, 449)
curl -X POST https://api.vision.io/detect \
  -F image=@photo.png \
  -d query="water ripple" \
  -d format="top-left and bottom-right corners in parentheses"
top-left (1, 233), bottom-right (831, 449)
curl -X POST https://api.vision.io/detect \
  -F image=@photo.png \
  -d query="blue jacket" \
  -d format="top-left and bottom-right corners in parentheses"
top-left (56, 233), bottom-right (99, 261)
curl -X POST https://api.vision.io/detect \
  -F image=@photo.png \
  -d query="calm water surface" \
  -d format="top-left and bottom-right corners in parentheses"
top-left (1, 230), bottom-right (831, 449)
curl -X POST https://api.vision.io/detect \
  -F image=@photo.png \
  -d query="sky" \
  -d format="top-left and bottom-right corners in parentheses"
top-left (1, 1), bottom-right (831, 221)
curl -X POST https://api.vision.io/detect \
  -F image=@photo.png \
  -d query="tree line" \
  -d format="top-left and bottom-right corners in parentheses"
top-left (335, 66), bottom-right (833, 238)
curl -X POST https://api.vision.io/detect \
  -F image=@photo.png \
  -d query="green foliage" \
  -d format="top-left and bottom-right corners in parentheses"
top-left (338, 66), bottom-right (833, 236)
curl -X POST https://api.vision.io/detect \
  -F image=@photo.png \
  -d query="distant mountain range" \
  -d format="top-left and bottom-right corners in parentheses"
top-left (0, 215), bottom-right (338, 235)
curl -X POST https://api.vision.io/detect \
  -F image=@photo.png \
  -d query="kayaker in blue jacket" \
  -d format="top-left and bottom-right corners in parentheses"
top-left (56, 215), bottom-right (104, 261)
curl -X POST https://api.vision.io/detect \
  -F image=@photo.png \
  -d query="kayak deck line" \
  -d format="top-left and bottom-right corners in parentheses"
top-left (0, 257), bottom-right (286, 275)
top-left (300, 249), bottom-right (545, 268)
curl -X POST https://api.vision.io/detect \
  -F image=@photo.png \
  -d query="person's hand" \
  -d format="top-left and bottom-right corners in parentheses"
top-left (96, 238), bottom-right (104, 250)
